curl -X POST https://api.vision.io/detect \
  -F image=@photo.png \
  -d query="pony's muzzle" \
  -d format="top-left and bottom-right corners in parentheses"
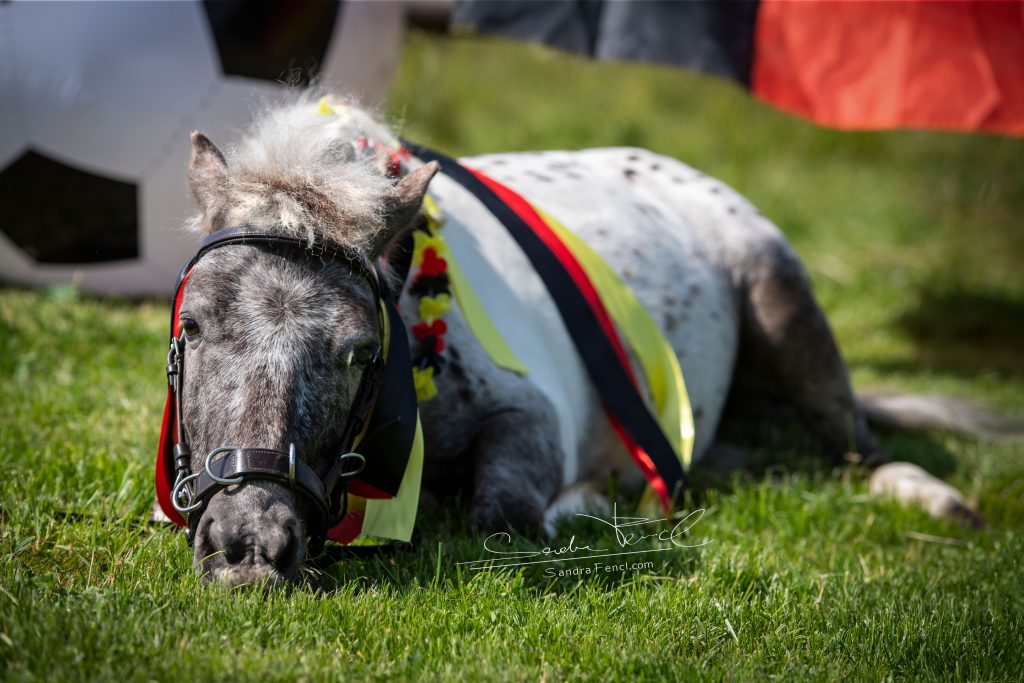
top-left (192, 480), bottom-right (306, 587)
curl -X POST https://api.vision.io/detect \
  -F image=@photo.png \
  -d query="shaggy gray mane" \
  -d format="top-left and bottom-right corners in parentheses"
top-left (191, 96), bottom-right (402, 250)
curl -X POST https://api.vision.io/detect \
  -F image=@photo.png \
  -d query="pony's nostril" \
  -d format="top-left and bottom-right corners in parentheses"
top-left (224, 539), bottom-right (247, 565)
top-left (209, 519), bottom-right (250, 566)
top-left (269, 528), bottom-right (301, 572)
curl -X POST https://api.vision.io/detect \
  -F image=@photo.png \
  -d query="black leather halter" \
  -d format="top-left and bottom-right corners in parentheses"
top-left (165, 227), bottom-right (386, 554)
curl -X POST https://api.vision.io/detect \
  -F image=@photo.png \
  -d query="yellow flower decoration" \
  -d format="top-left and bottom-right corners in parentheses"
top-left (412, 366), bottom-right (438, 402)
top-left (412, 231), bottom-right (447, 266)
top-left (422, 194), bottom-right (446, 233)
top-left (419, 294), bottom-right (451, 324)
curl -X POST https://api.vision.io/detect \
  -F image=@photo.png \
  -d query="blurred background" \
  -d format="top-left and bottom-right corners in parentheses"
top-left (1, 0), bottom-right (1022, 406)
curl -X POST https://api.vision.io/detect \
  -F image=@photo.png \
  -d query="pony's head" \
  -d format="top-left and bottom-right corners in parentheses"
top-left (176, 103), bottom-right (436, 586)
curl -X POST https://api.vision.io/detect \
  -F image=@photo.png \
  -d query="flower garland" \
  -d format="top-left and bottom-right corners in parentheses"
top-left (316, 99), bottom-right (451, 403)
top-left (408, 195), bottom-right (450, 402)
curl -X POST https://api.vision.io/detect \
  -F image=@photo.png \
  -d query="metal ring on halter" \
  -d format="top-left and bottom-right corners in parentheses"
top-left (336, 452), bottom-right (366, 478)
top-left (204, 446), bottom-right (243, 485)
top-left (171, 471), bottom-right (202, 513)
top-left (288, 443), bottom-right (297, 488)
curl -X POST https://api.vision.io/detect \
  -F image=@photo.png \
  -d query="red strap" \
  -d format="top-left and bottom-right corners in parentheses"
top-left (347, 480), bottom-right (392, 499)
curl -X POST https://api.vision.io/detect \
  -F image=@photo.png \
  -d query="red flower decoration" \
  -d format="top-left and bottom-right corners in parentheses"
top-left (419, 247), bottom-right (448, 277)
top-left (412, 319), bottom-right (447, 341)
top-left (386, 150), bottom-right (402, 178)
top-left (373, 143), bottom-right (403, 178)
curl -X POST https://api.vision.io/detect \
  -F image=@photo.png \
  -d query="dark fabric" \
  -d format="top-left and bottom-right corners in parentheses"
top-left (340, 299), bottom-right (418, 498)
top-left (455, 0), bottom-right (1024, 136)
top-left (453, 0), bottom-right (760, 86)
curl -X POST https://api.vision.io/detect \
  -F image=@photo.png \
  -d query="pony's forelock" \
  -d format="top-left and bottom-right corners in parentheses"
top-left (189, 93), bottom-right (403, 251)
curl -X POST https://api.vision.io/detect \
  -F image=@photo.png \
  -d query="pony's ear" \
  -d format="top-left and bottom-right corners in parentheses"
top-left (370, 161), bottom-right (440, 257)
top-left (187, 131), bottom-right (231, 228)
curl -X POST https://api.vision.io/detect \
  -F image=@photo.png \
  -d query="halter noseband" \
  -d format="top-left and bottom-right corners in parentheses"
top-left (165, 227), bottom-right (386, 554)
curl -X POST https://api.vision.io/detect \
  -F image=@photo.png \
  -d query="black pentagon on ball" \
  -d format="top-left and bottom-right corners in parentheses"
top-left (0, 150), bottom-right (138, 264)
top-left (202, 0), bottom-right (341, 85)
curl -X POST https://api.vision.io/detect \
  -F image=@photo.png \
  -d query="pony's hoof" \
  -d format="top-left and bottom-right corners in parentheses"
top-left (869, 461), bottom-right (984, 528)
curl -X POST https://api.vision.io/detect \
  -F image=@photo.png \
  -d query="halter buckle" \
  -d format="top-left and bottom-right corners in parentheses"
top-left (166, 336), bottom-right (182, 389)
top-left (171, 471), bottom-right (202, 513)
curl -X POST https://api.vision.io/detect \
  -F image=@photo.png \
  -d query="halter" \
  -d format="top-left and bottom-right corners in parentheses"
top-left (157, 226), bottom-right (399, 554)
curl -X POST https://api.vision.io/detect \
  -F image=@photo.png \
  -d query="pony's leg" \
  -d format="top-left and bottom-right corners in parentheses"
top-left (468, 407), bottom-right (565, 535)
top-left (739, 239), bottom-right (883, 463)
top-left (698, 442), bottom-right (751, 478)
top-left (542, 481), bottom-right (609, 537)
top-left (738, 239), bottom-right (984, 525)
top-left (870, 462), bottom-right (984, 527)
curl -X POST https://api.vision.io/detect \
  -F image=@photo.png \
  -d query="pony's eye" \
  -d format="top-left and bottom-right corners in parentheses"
top-left (350, 343), bottom-right (379, 367)
top-left (180, 316), bottom-right (201, 339)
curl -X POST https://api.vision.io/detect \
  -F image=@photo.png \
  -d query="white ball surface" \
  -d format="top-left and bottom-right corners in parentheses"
top-left (0, 0), bottom-right (405, 295)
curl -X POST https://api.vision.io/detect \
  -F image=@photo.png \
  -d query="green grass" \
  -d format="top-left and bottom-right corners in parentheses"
top-left (2, 31), bottom-right (1023, 681)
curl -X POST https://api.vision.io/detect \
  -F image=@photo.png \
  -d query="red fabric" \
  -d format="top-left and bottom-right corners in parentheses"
top-left (753, 0), bottom-right (1024, 136)
top-left (346, 480), bottom-right (392, 499)
top-left (155, 268), bottom-right (194, 528)
top-left (155, 386), bottom-right (186, 527)
top-left (468, 167), bottom-right (673, 511)
top-left (327, 511), bottom-right (364, 544)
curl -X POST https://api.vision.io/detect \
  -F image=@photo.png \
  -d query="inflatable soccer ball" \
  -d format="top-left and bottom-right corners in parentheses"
top-left (0, 0), bottom-right (406, 295)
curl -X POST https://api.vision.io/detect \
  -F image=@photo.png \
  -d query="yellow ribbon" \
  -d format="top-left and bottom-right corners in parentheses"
top-left (361, 415), bottom-right (424, 542)
top-left (418, 194), bottom-right (528, 376)
top-left (534, 206), bottom-right (695, 473)
top-left (421, 194), bottom-right (446, 230)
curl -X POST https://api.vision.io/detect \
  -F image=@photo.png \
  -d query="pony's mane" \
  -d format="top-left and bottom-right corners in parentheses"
top-left (196, 96), bottom-right (402, 250)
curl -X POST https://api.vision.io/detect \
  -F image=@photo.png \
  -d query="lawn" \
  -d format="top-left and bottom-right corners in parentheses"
top-left (1, 31), bottom-right (1022, 681)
